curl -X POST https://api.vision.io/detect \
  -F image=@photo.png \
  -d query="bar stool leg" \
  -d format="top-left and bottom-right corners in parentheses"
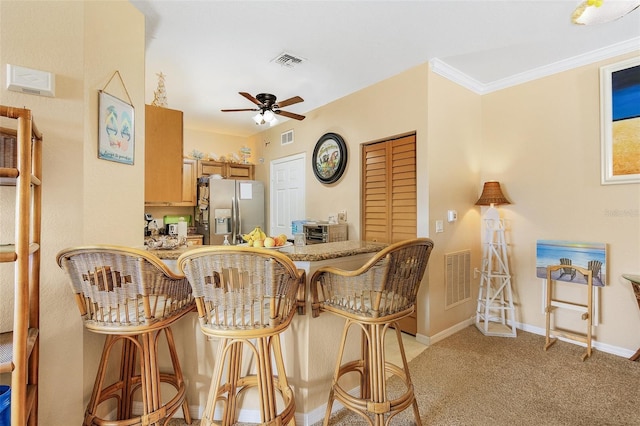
top-left (163, 327), bottom-right (192, 423)
top-left (323, 319), bottom-right (353, 426)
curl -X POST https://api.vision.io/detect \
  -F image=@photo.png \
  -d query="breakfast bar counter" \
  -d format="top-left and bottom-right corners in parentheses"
top-left (148, 239), bottom-right (386, 262)
top-left (148, 240), bottom-right (388, 423)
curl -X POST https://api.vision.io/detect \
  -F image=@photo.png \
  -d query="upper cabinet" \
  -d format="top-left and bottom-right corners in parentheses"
top-left (145, 105), bottom-right (184, 206)
top-left (180, 158), bottom-right (197, 206)
top-left (198, 160), bottom-right (254, 180)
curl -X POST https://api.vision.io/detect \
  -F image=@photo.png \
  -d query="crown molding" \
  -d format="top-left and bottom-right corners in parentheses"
top-left (430, 37), bottom-right (640, 95)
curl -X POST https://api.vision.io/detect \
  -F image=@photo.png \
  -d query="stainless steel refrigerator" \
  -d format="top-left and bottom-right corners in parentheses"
top-left (196, 178), bottom-right (265, 245)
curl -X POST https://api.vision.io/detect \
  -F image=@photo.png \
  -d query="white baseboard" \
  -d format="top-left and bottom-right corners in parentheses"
top-left (515, 321), bottom-right (636, 359)
top-left (415, 316), bottom-right (475, 346)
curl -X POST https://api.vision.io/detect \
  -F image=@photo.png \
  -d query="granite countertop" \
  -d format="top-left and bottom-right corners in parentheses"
top-left (147, 240), bottom-right (387, 262)
top-left (277, 240), bottom-right (387, 261)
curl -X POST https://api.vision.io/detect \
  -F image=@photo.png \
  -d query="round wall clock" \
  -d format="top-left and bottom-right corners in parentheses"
top-left (312, 133), bottom-right (348, 184)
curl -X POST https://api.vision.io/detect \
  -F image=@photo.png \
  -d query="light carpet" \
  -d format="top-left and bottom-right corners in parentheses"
top-left (169, 325), bottom-right (640, 425)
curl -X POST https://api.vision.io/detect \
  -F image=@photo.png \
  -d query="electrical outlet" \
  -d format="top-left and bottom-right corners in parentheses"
top-left (435, 220), bottom-right (444, 233)
top-left (338, 210), bottom-right (347, 223)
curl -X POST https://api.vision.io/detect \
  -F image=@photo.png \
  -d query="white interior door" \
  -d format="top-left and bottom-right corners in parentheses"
top-left (270, 153), bottom-right (305, 238)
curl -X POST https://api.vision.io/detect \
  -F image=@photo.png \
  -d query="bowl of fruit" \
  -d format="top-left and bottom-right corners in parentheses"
top-left (240, 226), bottom-right (292, 249)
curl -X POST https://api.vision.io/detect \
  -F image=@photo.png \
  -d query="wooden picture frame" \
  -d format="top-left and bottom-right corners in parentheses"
top-left (312, 132), bottom-right (347, 184)
top-left (98, 90), bottom-right (135, 165)
top-left (600, 57), bottom-right (640, 185)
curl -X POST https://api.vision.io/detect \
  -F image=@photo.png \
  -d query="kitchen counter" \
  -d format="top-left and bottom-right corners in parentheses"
top-left (149, 239), bottom-right (389, 420)
top-left (278, 240), bottom-right (386, 261)
top-left (148, 240), bottom-right (387, 262)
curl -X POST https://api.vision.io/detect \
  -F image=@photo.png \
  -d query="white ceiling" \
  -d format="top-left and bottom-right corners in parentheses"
top-left (130, 0), bottom-right (640, 137)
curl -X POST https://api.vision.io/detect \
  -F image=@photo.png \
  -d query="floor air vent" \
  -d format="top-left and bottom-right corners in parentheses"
top-left (445, 250), bottom-right (471, 309)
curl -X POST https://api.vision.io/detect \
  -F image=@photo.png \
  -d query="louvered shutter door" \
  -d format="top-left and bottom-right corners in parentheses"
top-left (361, 134), bottom-right (416, 243)
top-left (361, 134), bottom-right (418, 334)
top-left (390, 135), bottom-right (417, 242)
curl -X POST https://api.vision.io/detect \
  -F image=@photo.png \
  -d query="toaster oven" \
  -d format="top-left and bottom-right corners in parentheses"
top-left (303, 223), bottom-right (347, 244)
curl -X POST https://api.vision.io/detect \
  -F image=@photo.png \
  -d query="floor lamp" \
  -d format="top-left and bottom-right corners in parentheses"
top-left (475, 181), bottom-right (517, 337)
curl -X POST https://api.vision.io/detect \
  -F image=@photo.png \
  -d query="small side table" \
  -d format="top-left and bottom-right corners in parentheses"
top-left (622, 274), bottom-right (640, 362)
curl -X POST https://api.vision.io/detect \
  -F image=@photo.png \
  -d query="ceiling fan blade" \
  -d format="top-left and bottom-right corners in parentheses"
top-left (275, 96), bottom-right (304, 108)
top-left (221, 108), bottom-right (259, 112)
top-left (275, 110), bottom-right (305, 121)
top-left (239, 92), bottom-right (261, 106)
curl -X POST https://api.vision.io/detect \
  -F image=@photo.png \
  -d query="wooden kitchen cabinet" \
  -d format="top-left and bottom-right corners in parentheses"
top-left (179, 158), bottom-right (196, 206)
top-left (227, 163), bottom-right (254, 180)
top-left (145, 105), bottom-right (183, 205)
top-left (198, 160), bottom-right (225, 177)
top-left (198, 160), bottom-right (254, 180)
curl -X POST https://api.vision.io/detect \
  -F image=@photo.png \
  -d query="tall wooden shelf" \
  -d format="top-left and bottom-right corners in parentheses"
top-left (0, 105), bottom-right (42, 426)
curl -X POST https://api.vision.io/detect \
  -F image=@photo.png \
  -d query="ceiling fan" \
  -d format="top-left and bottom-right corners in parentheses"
top-left (221, 92), bottom-right (305, 125)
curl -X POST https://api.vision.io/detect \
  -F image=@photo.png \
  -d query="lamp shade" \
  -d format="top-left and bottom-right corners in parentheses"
top-left (475, 181), bottom-right (510, 206)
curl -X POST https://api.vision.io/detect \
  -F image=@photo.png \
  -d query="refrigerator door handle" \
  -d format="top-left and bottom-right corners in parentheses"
top-left (232, 195), bottom-right (240, 244)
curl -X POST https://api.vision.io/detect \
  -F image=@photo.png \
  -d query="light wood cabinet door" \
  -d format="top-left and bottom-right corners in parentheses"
top-left (198, 160), bottom-right (255, 180)
top-left (198, 160), bottom-right (225, 177)
top-left (180, 158), bottom-right (196, 206)
top-left (227, 163), bottom-right (254, 180)
top-left (145, 105), bottom-right (183, 204)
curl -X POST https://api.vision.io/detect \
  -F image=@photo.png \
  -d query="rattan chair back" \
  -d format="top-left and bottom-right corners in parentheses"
top-left (311, 238), bottom-right (434, 320)
top-left (57, 245), bottom-right (195, 333)
top-left (56, 245), bottom-right (194, 425)
top-left (178, 246), bottom-right (304, 337)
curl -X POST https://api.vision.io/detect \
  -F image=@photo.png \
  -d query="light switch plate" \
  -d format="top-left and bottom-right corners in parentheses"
top-left (435, 220), bottom-right (444, 233)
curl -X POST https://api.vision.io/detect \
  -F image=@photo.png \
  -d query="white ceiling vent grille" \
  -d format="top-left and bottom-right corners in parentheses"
top-left (271, 52), bottom-right (306, 68)
top-left (445, 250), bottom-right (471, 309)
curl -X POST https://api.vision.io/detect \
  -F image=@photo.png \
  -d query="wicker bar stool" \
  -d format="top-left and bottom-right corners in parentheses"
top-left (310, 238), bottom-right (434, 426)
top-left (178, 246), bottom-right (306, 426)
top-left (56, 245), bottom-right (195, 426)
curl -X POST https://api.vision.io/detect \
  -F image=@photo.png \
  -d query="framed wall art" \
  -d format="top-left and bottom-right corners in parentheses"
top-left (536, 240), bottom-right (607, 286)
top-left (600, 56), bottom-right (640, 185)
top-left (98, 90), bottom-right (135, 165)
top-left (312, 132), bottom-right (347, 184)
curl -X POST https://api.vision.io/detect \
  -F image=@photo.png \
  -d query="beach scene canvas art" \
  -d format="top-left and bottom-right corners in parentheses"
top-left (536, 240), bottom-right (607, 286)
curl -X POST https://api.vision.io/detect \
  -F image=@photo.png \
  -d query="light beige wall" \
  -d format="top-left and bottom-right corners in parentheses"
top-left (183, 127), bottom-right (256, 162)
top-left (0, 0), bottom-right (145, 423)
top-left (425, 71), bottom-right (483, 336)
top-left (249, 64), bottom-right (430, 240)
top-left (481, 52), bottom-right (640, 353)
top-left (247, 64), bottom-right (480, 341)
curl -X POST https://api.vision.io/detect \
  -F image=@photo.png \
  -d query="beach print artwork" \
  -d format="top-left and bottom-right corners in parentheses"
top-left (98, 91), bottom-right (135, 165)
top-left (610, 63), bottom-right (640, 177)
top-left (536, 240), bottom-right (606, 287)
top-left (600, 57), bottom-right (640, 184)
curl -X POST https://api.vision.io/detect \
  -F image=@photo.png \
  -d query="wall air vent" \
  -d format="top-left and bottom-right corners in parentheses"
top-left (271, 52), bottom-right (306, 68)
top-left (281, 130), bottom-right (294, 145)
top-left (445, 250), bottom-right (471, 309)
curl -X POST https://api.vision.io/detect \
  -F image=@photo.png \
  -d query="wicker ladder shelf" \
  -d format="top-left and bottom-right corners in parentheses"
top-left (0, 105), bottom-right (42, 425)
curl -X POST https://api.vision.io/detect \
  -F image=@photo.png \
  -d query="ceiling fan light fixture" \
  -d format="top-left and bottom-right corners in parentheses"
top-left (571, 0), bottom-right (640, 25)
top-left (262, 110), bottom-right (275, 122)
top-left (253, 113), bottom-right (263, 125)
top-left (269, 117), bottom-right (279, 127)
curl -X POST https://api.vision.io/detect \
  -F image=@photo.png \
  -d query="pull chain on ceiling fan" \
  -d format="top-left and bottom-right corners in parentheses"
top-left (221, 92), bottom-right (305, 126)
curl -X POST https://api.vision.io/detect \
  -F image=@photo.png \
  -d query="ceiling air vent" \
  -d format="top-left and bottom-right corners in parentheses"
top-left (271, 52), bottom-right (306, 68)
